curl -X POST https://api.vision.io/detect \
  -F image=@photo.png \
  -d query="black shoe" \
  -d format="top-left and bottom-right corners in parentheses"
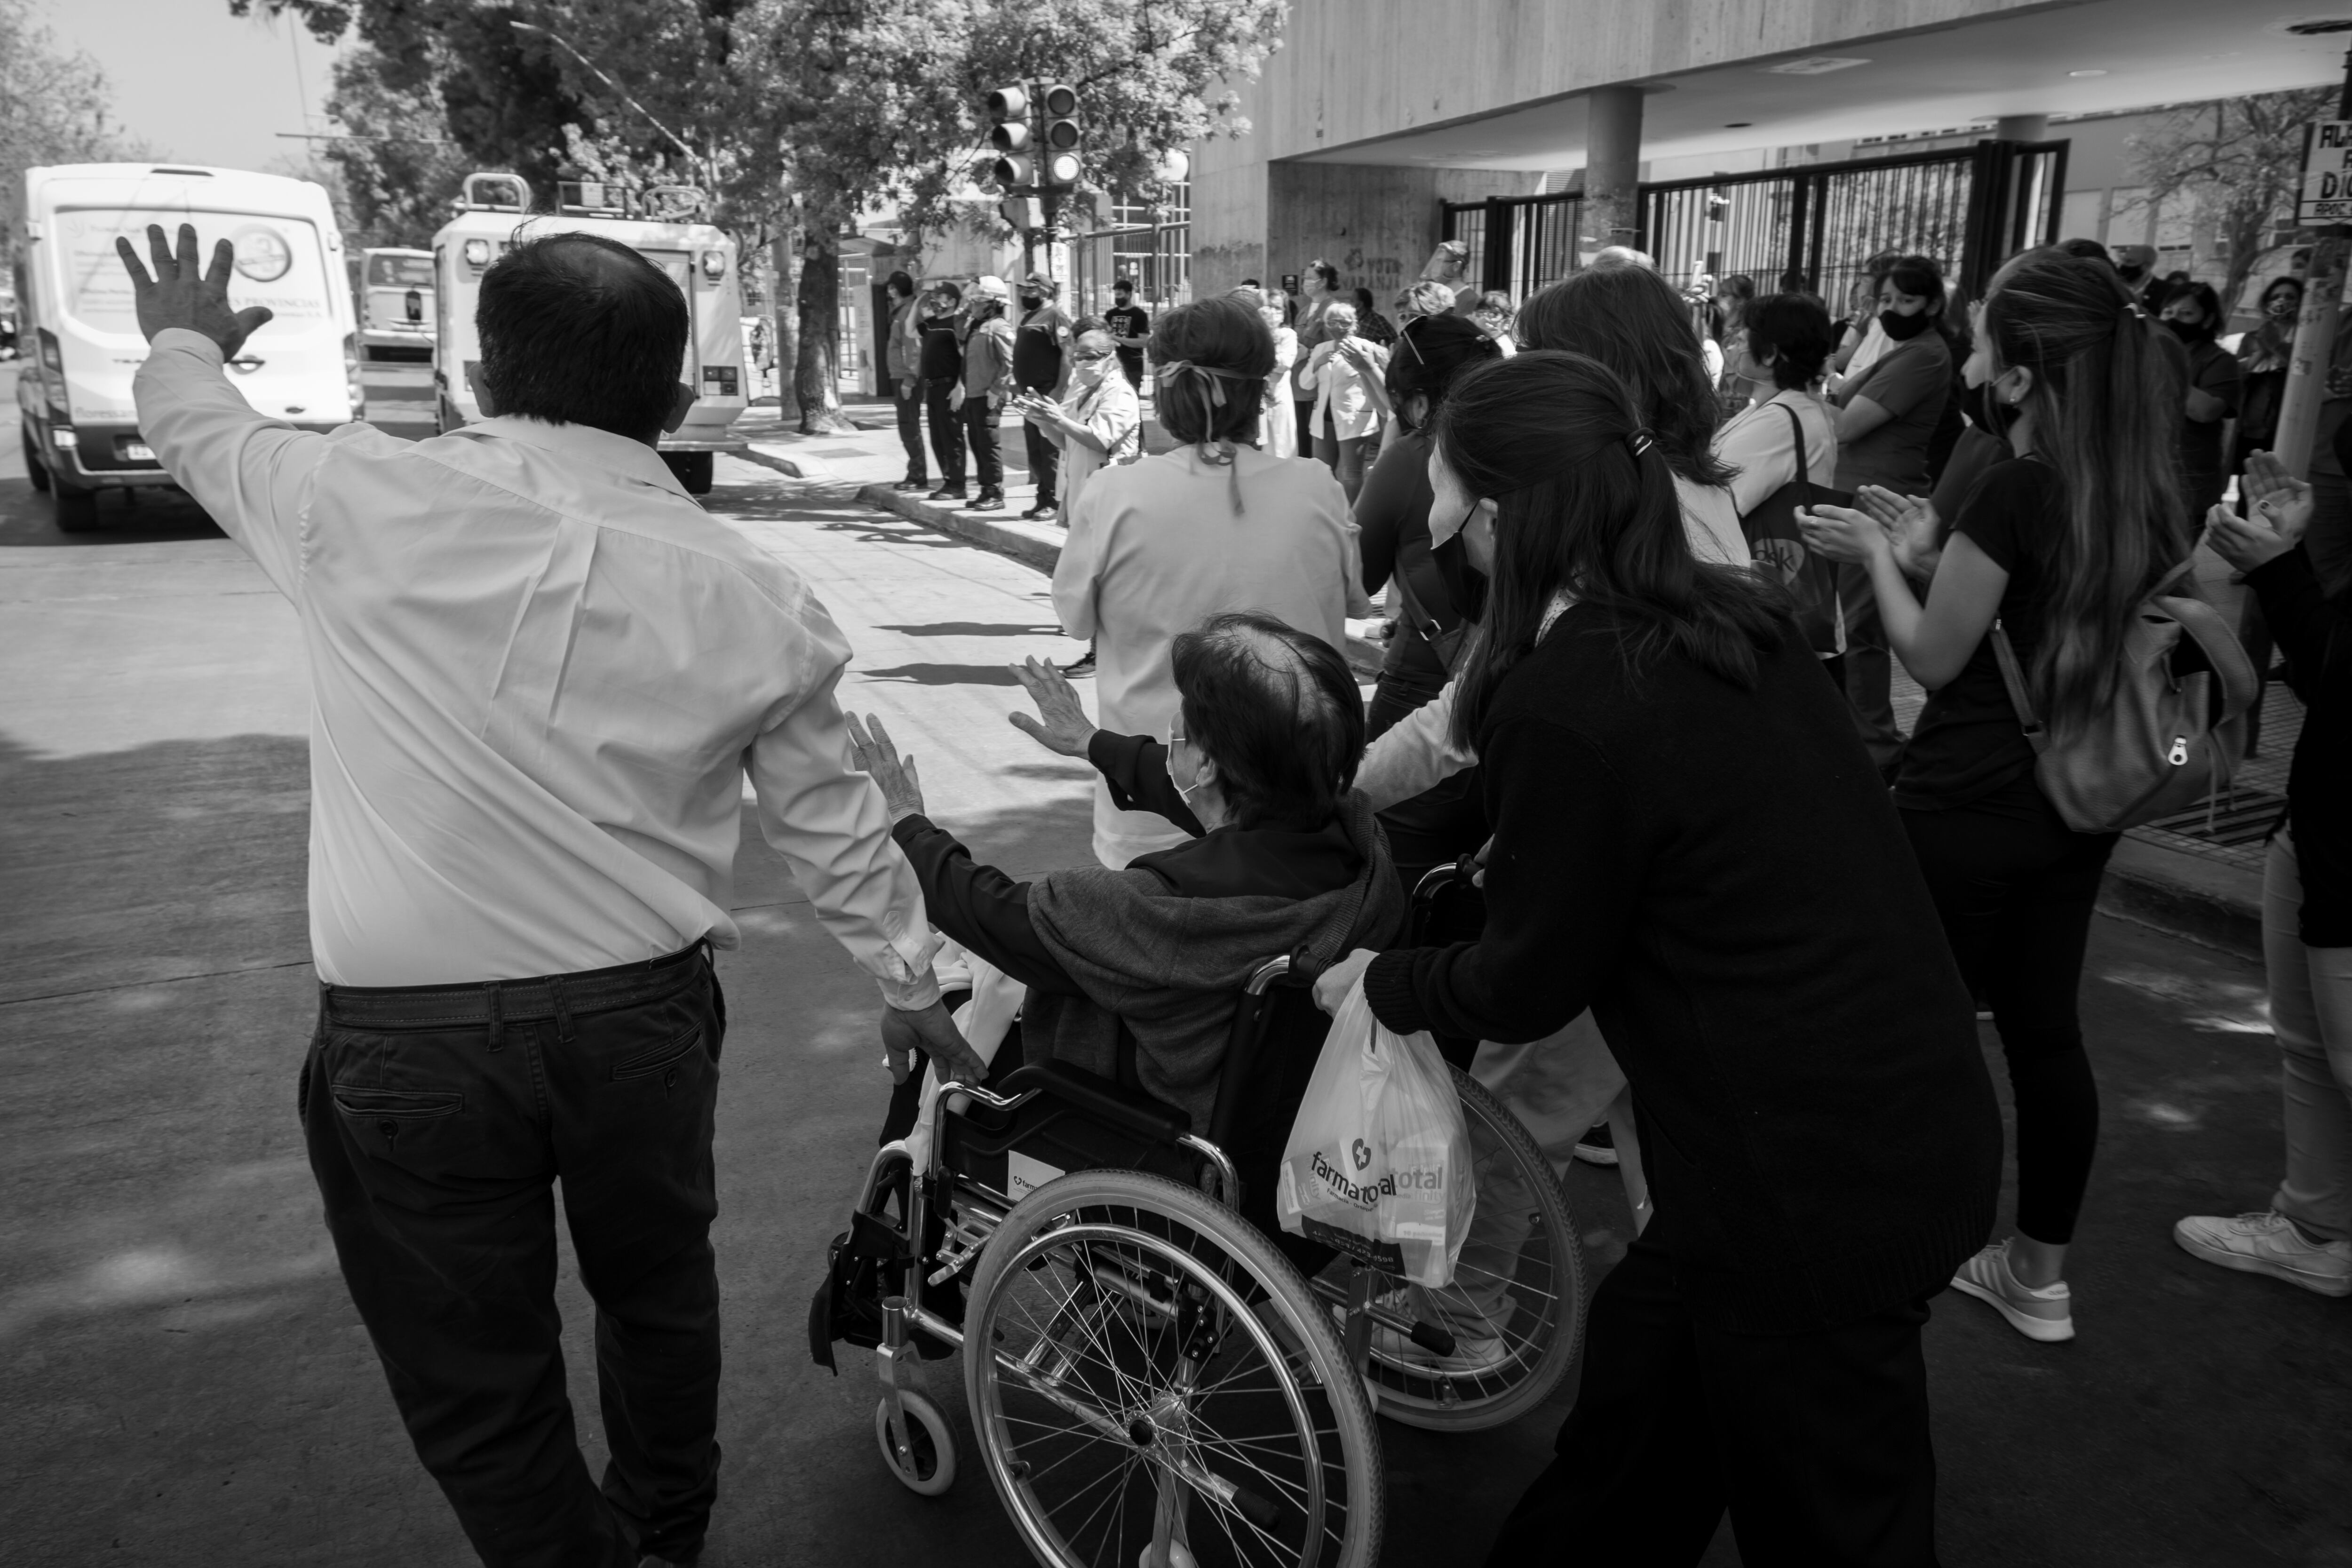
top-left (926, 485), bottom-right (966, 502)
top-left (1059, 650), bottom-right (1096, 677)
top-left (1020, 502), bottom-right (1056, 521)
top-left (971, 488), bottom-right (1005, 511)
top-left (894, 478), bottom-right (929, 492)
top-left (1572, 1123), bottom-right (1619, 1167)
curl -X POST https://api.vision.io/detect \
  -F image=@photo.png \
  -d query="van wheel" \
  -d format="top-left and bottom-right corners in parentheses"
top-left (23, 426), bottom-right (51, 492)
top-left (662, 451), bottom-right (714, 495)
top-left (54, 478), bottom-right (101, 533)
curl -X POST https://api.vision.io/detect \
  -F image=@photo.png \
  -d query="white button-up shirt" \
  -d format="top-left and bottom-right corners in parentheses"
top-left (134, 328), bottom-right (939, 1002)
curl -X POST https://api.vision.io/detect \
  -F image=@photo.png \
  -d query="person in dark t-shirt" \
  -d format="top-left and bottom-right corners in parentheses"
top-left (2157, 281), bottom-right (2244, 519)
top-left (1014, 271), bottom-right (1074, 519)
top-left (1799, 252), bottom-right (2194, 1348)
top-left (1103, 277), bottom-right (1151, 390)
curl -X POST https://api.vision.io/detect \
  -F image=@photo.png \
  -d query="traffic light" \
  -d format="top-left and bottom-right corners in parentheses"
top-left (1039, 82), bottom-right (1081, 189)
top-left (988, 85), bottom-right (1034, 189)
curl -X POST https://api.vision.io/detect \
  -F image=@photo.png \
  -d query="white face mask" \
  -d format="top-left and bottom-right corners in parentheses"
top-left (1167, 720), bottom-right (1225, 828)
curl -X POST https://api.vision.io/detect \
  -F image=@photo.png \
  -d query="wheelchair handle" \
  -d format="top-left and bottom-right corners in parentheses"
top-left (1411, 853), bottom-right (1482, 906)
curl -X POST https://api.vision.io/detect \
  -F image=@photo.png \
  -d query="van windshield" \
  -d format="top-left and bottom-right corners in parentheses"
top-left (56, 207), bottom-right (331, 334)
top-left (366, 254), bottom-right (434, 288)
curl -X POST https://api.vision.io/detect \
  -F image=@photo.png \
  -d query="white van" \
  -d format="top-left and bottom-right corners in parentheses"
top-left (431, 172), bottom-right (745, 494)
top-left (358, 247), bottom-right (435, 361)
top-left (13, 163), bottom-right (361, 531)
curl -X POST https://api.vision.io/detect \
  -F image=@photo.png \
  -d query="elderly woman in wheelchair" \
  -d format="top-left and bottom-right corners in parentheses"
top-left (818, 612), bottom-right (1582, 1568)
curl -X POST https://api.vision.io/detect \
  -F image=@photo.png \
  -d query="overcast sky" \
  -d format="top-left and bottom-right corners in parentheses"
top-left (42, 0), bottom-right (344, 176)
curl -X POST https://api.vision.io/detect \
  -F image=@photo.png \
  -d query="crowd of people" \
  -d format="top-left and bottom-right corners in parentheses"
top-left (109, 200), bottom-right (2348, 1568)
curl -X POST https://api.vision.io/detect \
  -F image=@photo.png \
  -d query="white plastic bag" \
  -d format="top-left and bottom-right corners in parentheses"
top-left (1275, 977), bottom-right (1476, 1287)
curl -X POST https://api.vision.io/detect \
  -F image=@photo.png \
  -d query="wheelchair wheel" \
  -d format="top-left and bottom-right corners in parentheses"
top-left (1316, 1066), bottom-right (1587, 1433)
top-left (964, 1170), bottom-right (1382, 1568)
top-left (875, 1390), bottom-right (958, 1496)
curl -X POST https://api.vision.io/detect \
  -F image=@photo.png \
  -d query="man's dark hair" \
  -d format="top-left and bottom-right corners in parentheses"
top-left (1171, 612), bottom-right (1364, 832)
top-left (2057, 237), bottom-right (2111, 265)
top-left (1745, 292), bottom-right (1836, 389)
top-left (478, 232), bottom-right (686, 439)
top-left (1237, 277), bottom-right (1259, 288)
top-left (885, 269), bottom-right (914, 298)
top-left (1310, 261), bottom-right (1339, 289)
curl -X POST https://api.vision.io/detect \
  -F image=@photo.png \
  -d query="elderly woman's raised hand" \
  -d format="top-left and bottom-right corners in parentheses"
top-left (845, 712), bottom-right (927, 824)
top-left (1008, 656), bottom-right (1099, 757)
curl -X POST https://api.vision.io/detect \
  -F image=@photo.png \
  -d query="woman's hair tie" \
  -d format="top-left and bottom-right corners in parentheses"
top-left (2122, 301), bottom-right (2147, 322)
top-left (1154, 358), bottom-right (1251, 408)
top-left (1624, 426), bottom-right (1657, 459)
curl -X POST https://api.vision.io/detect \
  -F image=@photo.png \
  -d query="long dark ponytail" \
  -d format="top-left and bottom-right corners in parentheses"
top-left (1435, 350), bottom-right (1792, 751)
top-left (1984, 255), bottom-right (2191, 736)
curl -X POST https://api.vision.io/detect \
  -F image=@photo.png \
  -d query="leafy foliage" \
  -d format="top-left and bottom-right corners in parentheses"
top-left (2130, 88), bottom-right (2338, 308)
top-left (0, 0), bottom-right (151, 231)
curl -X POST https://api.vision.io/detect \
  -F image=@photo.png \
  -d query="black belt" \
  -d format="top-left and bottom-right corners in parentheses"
top-left (320, 942), bottom-right (708, 1037)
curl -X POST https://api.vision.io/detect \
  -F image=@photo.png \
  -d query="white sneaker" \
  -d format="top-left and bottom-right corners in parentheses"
top-left (1950, 1239), bottom-right (2074, 1342)
top-left (2173, 1211), bottom-right (2352, 1297)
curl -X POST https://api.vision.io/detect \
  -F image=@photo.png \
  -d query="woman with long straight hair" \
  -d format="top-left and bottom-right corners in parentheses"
top-left (1515, 265), bottom-right (1748, 569)
top-left (1319, 350), bottom-right (2001, 1564)
top-left (1803, 252), bottom-right (2193, 1344)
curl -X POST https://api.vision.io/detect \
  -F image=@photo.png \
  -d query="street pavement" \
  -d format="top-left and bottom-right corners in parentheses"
top-left (2, 363), bottom-right (2348, 1566)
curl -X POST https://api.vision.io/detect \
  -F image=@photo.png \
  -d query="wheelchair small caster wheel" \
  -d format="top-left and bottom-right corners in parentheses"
top-left (875, 1390), bottom-right (957, 1496)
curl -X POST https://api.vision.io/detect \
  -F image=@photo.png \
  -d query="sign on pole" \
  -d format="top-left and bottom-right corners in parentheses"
top-left (2298, 120), bottom-right (2352, 223)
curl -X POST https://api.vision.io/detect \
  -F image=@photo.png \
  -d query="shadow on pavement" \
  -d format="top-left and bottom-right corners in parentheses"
top-left (0, 477), bottom-right (223, 547)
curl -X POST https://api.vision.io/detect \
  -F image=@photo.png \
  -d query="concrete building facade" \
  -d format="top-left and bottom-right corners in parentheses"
top-left (1190, 0), bottom-right (2350, 305)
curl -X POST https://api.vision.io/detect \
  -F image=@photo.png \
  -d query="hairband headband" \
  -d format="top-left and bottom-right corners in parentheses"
top-left (1153, 358), bottom-right (1256, 408)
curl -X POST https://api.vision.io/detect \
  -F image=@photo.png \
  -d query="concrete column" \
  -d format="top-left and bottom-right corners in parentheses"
top-left (1994, 114), bottom-right (2049, 143)
top-left (1580, 86), bottom-right (1643, 260)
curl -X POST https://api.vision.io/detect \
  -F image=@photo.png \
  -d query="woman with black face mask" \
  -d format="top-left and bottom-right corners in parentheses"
top-left (2158, 280), bottom-right (2245, 520)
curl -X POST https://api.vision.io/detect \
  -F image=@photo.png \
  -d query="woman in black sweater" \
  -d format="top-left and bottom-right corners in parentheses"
top-left (1314, 351), bottom-right (2001, 1566)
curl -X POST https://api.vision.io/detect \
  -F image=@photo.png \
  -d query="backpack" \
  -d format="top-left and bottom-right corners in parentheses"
top-left (1988, 561), bottom-right (2258, 834)
top-left (1736, 402), bottom-right (1848, 655)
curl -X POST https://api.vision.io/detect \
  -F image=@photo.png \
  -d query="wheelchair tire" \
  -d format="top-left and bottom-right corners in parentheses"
top-left (875, 1390), bottom-right (958, 1496)
top-left (964, 1169), bottom-right (1382, 1568)
top-left (1322, 1066), bottom-right (1588, 1433)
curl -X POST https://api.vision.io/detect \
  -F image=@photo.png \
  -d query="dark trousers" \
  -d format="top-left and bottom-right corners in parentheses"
top-left (923, 378), bottom-right (965, 489)
top-left (303, 946), bottom-right (727, 1568)
top-left (1901, 798), bottom-right (2118, 1244)
top-left (1838, 561), bottom-right (1904, 772)
top-left (891, 377), bottom-right (926, 483)
top-left (1294, 398), bottom-right (1315, 459)
top-left (1486, 1218), bottom-right (1940, 1567)
top-left (961, 396), bottom-right (1003, 491)
top-left (1019, 386), bottom-right (1059, 504)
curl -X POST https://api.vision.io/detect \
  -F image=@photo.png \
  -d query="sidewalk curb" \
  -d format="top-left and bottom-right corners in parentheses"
top-left (735, 446), bottom-right (806, 480)
top-left (2098, 835), bottom-right (2263, 960)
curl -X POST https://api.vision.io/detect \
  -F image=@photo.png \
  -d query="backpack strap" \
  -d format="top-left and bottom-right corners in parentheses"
top-left (1393, 549), bottom-right (1470, 674)
top-left (1988, 620), bottom-right (2051, 756)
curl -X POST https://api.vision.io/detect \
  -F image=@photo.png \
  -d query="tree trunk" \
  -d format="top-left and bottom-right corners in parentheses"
top-left (764, 230), bottom-right (796, 408)
top-left (795, 209), bottom-right (854, 435)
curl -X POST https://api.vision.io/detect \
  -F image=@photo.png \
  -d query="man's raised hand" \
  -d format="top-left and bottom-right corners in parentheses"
top-left (1008, 656), bottom-right (1097, 757)
top-left (114, 223), bottom-right (274, 358)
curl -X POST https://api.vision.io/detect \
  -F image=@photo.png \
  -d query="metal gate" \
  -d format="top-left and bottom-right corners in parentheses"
top-left (1442, 139), bottom-right (2066, 306)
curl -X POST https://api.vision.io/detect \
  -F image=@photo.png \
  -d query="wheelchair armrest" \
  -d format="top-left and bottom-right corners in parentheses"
top-left (999, 1062), bottom-right (1192, 1146)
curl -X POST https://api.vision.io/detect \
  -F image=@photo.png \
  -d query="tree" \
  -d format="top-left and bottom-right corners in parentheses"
top-left (747, 0), bottom-right (1285, 430)
top-left (0, 0), bottom-right (149, 232)
top-left (315, 50), bottom-right (475, 250)
top-left (2130, 88), bottom-right (2337, 310)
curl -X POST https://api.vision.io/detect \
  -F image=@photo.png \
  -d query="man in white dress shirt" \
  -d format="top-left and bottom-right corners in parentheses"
top-left (117, 224), bottom-right (981, 1568)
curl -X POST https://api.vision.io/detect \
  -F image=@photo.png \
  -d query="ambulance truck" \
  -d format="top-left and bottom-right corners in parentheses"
top-left (431, 172), bottom-right (746, 493)
top-left (15, 163), bottom-right (362, 532)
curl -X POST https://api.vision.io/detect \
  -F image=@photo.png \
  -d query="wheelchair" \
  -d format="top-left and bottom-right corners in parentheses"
top-left (814, 863), bottom-right (1584, 1568)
